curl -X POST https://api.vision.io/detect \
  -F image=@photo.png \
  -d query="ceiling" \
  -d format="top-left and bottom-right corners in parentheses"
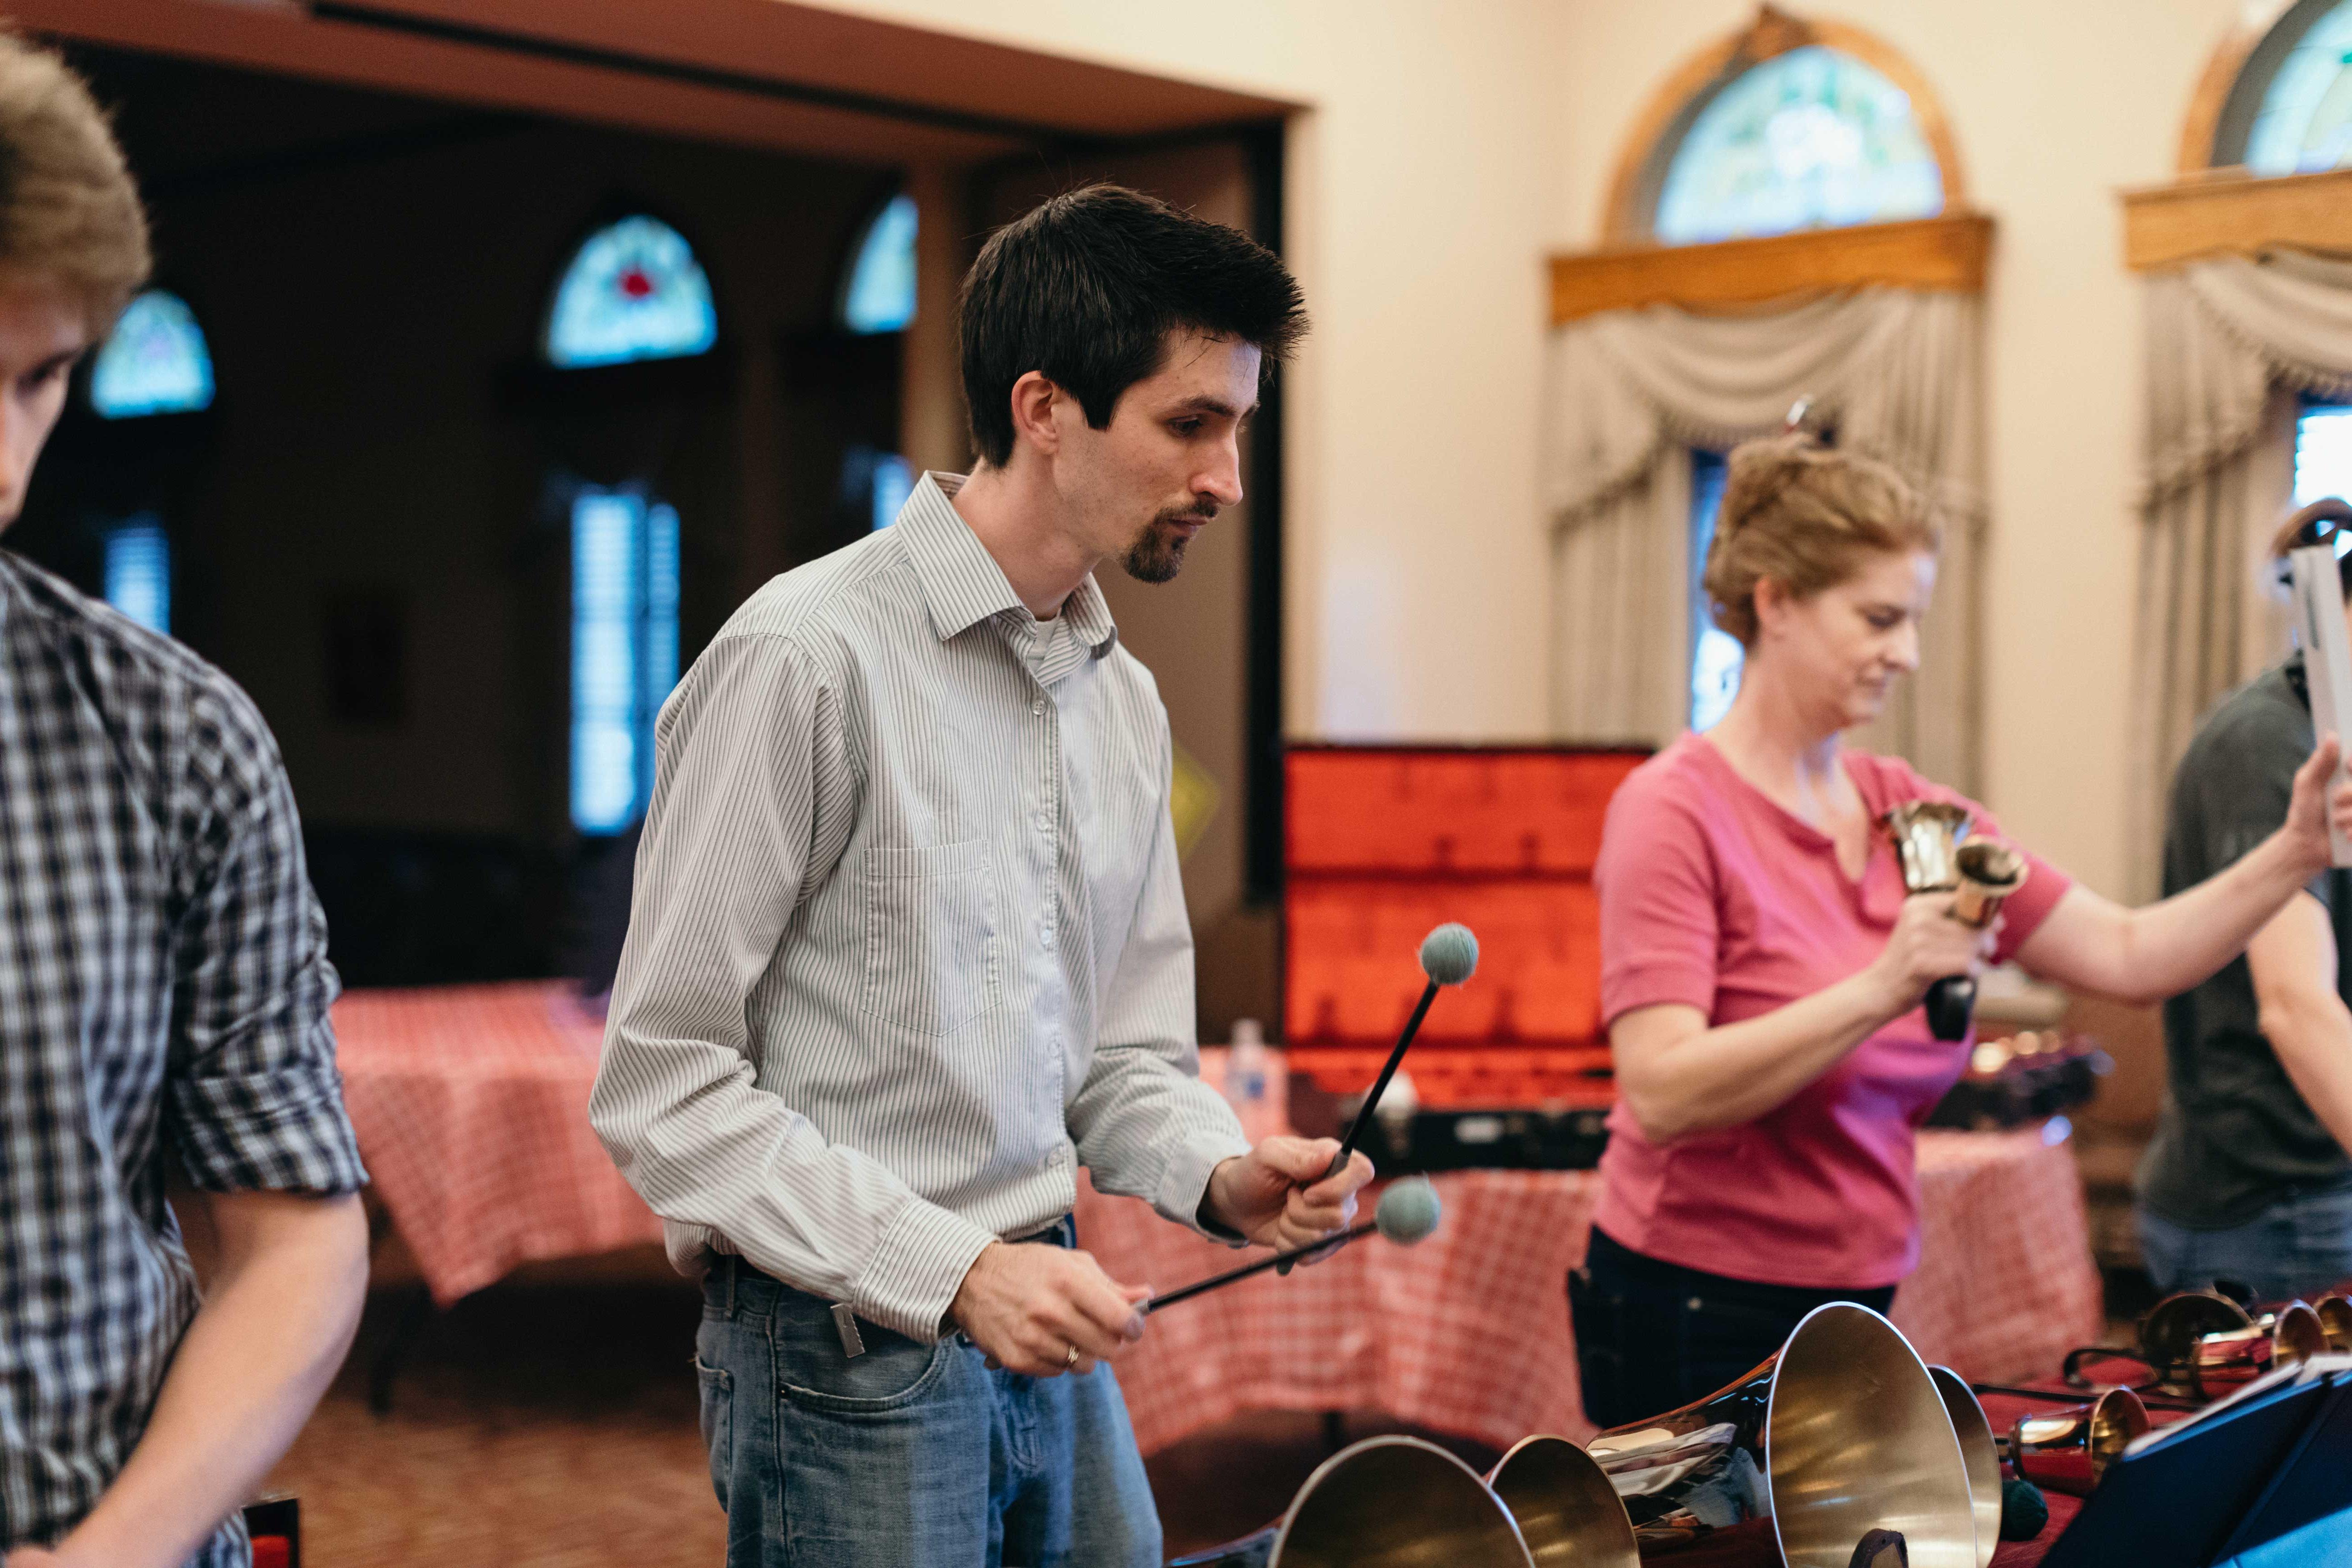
top-left (13, 0), bottom-right (1299, 167)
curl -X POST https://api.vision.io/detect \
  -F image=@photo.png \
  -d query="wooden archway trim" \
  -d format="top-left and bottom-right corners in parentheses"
top-left (2175, 0), bottom-right (2296, 174)
top-left (1550, 213), bottom-right (1992, 325)
top-left (1597, 5), bottom-right (1969, 246)
top-left (2122, 166), bottom-right (2352, 271)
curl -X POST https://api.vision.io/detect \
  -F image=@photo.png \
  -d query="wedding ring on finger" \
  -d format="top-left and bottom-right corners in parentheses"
top-left (1064, 1342), bottom-right (1079, 1371)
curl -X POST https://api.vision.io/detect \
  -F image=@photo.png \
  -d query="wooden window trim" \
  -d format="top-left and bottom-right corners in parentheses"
top-left (2122, 166), bottom-right (2352, 272)
top-left (1549, 214), bottom-right (1993, 326)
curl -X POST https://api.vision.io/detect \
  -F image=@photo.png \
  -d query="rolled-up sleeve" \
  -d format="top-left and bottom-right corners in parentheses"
top-left (165, 683), bottom-right (367, 1195)
top-left (589, 632), bottom-right (996, 1341)
top-left (1065, 731), bottom-right (1250, 1238)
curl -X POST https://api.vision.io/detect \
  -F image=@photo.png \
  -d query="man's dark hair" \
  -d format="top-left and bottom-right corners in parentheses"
top-left (2271, 496), bottom-right (2352, 600)
top-left (960, 183), bottom-right (1306, 468)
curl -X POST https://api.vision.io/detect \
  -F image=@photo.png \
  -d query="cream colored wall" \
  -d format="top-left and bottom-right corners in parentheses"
top-left (1548, 0), bottom-right (2243, 896)
top-left (796, 0), bottom-right (1575, 748)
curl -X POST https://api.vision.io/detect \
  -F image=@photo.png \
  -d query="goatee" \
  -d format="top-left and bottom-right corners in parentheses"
top-left (1122, 507), bottom-right (1212, 584)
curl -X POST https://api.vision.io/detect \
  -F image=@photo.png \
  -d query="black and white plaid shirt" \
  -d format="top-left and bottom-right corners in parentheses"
top-left (0, 553), bottom-right (366, 1563)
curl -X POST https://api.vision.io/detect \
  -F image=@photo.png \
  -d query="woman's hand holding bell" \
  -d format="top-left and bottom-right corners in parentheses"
top-left (1868, 893), bottom-right (1998, 1018)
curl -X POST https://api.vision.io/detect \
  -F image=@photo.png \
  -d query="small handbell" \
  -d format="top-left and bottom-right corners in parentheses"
top-left (1880, 802), bottom-right (2028, 1042)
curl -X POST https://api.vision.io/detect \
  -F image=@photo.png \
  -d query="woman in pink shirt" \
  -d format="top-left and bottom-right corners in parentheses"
top-left (1573, 434), bottom-right (2352, 1426)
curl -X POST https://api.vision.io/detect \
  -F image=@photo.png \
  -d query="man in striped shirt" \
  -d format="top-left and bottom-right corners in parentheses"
top-left (592, 186), bottom-right (1369, 1564)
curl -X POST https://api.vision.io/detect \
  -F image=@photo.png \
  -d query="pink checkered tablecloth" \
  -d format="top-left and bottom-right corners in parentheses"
top-left (334, 980), bottom-right (662, 1304)
top-left (332, 983), bottom-right (2104, 1450)
top-left (1080, 1111), bottom-right (2103, 1454)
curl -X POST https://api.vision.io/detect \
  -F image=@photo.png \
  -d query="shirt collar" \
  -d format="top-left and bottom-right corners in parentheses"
top-left (897, 471), bottom-right (1119, 659)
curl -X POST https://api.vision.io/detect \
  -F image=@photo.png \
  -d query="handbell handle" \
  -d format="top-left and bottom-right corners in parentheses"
top-left (1931, 846), bottom-right (2021, 1042)
top-left (1926, 975), bottom-right (1975, 1042)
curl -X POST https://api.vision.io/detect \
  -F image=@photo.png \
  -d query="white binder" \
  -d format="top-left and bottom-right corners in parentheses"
top-left (2290, 544), bottom-right (2352, 867)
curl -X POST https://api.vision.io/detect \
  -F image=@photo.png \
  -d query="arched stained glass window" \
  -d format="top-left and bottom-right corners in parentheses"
top-left (90, 291), bottom-right (214, 419)
top-left (570, 487), bottom-right (679, 834)
top-left (1654, 45), bottom-right (1944, 246)
top-left (103, 517), bottom-right (170, 635)
top-left (840, 193), bottom-right (917, 335)
top-left (544, 215), bottom-right (717, 370)
top-left (2231, 0), bottom-right (2352, 175)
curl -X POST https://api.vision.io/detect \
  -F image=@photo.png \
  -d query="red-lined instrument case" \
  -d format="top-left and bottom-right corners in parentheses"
top-left (1281, 745), bottom-right (1649, 1128)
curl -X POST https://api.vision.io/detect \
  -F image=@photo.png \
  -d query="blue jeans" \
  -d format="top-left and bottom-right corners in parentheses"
top-left (695, 1248), bottom-right (1162, 1568)
top-left (2137, 1183), bottom-right (2352, 1303)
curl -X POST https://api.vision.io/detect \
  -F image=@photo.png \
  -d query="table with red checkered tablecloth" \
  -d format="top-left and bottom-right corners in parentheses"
top-left (333, 982), bottom-right (2105, 1458)
top-left (335, 980), bottom-right (663, 1305)
top-left (1077, 1124), bottom-right (2103, 1455)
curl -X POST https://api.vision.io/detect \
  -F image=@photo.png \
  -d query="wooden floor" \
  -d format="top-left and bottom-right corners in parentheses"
top-left (264, 1281), bottom-right (1497, 1564)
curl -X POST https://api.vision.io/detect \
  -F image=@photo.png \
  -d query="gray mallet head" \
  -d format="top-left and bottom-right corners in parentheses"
top-left (1373, 1176), bottom-right (1443, 1246)
top-left (1418, 923), bottom-right (1479, 986)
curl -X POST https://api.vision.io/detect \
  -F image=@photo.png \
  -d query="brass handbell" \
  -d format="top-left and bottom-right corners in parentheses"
top-left (2141, 1293), bottom-right (2330, 1400)
top-left (1167, 1434), bottom-right (1535, 1568)
top-left (2315, 1291), bottom-right (2352, 1351)
top-left (1487, 1435), bottom-right (1639, 1568)
top-left (1881, 803), bottom-right (2028, 1041)
top-left (1927, 1367), bottom-right (2002, 1568)
top-left (1582, 1302), bottom-right (1979, 1567)
top-left (2070, 1290), bottom-right (2334, 1401)
top-left (2007, 1387), bottom-right (2149, 1496)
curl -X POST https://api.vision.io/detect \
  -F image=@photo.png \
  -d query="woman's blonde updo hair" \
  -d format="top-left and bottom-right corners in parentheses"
top-left (1702, 433), bottom-right (1940, 647)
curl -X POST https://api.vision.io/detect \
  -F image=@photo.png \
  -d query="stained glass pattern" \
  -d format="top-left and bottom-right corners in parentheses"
top-left (89, 292), bottom-right (214, 419)
top-left (2245, 1), bottom-right (2352, 175)
top-left (2295, 406), bottom-right (2352, 546)
top-left (841, 194), bottom-right (917, 335)
top-left (545, 216), bottom-right (717, 369)
top-left (842, 446), bottom-right (915, 530)
top-left (103, 517), bottom-right (170, 635)
top-left (1688, 451), bottom-right (1743, 731)
top-left (571, 489), bottom-right (680, 834)
top-left (1655, 45), bottom-right (1943, 246)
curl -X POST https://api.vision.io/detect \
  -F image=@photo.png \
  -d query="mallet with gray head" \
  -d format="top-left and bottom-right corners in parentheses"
top-left (1322, 922), bottom-right (1479, 1180)
top-left (1272, 924), bottom-right (1474, 1276)
top-left (1145, 1177), bottom-right (1444, 1314)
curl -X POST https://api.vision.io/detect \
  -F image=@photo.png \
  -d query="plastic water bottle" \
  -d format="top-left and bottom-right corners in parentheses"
top-left (1226, 1018), bottom-right (1269, 1135)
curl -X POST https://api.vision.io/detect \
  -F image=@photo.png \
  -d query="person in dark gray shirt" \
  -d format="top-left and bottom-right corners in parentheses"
top-left (2139, 498), bottom-right (2352, 1300)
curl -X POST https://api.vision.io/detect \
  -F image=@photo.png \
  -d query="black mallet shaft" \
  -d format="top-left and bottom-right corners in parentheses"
top-left (1271, 926), bottom-right (1476, 1276)
top-left (1148, 1178), bottom-right (1443, 1314)
top-left (1315, 922), bottom-right (1479, 1183)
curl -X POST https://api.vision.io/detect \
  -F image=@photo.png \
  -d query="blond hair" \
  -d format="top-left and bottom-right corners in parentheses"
top-left (0, 34), bottom-right (148, 335)
top-left (1702, 434), bottom-right (1938, 646)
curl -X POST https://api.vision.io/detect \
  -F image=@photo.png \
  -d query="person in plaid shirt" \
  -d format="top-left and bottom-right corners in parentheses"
top-left (0, 38), bottom-right (369, 1568)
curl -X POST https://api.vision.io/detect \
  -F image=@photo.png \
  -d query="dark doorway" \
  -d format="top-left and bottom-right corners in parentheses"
top-left (19, 45), bottom-right (911, 985)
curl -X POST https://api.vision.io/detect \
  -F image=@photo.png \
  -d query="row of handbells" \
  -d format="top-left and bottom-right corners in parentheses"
top-left (1169, 1288), bottom-right (2352, 1568)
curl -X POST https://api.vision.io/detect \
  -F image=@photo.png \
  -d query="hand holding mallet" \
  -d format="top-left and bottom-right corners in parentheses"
top-left (1149, 1178), bottom-right (1444, 1314)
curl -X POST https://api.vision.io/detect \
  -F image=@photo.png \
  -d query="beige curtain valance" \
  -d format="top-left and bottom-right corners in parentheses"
top-left (1544, 286), bottom-right (1986, 792)
top-left (2129, 251), bottom-right (2352, 895)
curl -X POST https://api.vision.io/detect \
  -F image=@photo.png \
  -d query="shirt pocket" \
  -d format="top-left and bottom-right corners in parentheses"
top-left (859, 840), bottom-right (1002, 1036)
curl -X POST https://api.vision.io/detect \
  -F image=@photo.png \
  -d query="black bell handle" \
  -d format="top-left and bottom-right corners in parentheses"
top-left (1926, 975), bottom-right (1975, 1042)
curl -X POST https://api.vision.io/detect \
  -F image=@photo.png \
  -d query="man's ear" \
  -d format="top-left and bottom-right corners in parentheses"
top-left (1006, 371), bottom-right (1062, 459)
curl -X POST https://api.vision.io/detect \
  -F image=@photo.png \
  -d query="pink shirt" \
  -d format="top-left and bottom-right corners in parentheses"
top-left (1592, 734), bottom-right (2070, 1288)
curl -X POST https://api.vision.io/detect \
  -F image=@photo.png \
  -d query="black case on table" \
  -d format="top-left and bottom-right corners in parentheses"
top-left (2040, 1373), bottom-right (2351, 1568)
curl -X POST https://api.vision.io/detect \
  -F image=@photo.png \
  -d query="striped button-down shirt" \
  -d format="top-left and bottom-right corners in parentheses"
top-left (0, 554), bottom-right (366, 1563)
top-left (591, 473), bottom-right (1248, 1341)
